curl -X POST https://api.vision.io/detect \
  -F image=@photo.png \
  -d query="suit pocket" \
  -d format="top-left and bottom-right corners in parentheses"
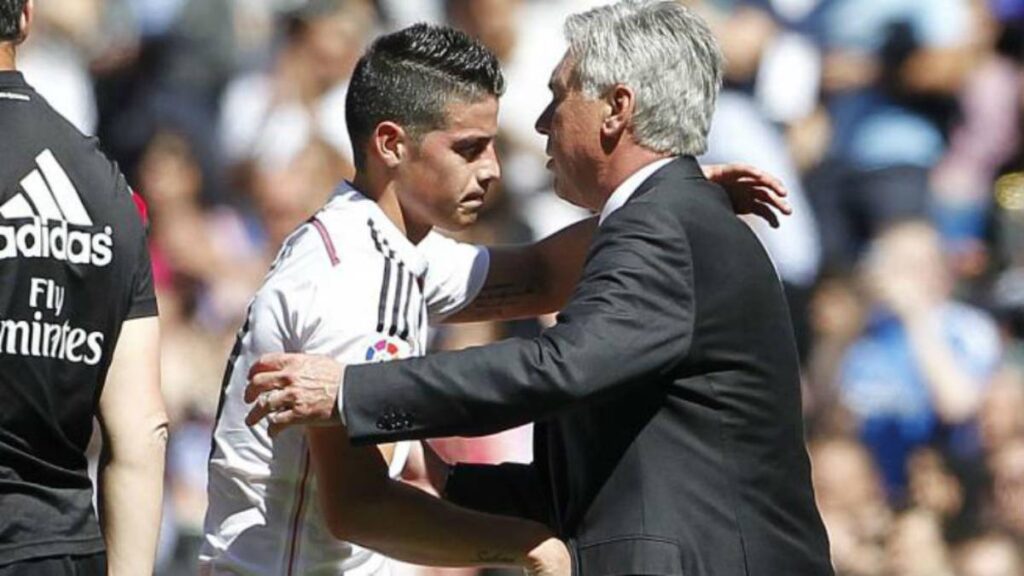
top-left (574, 536), bottom-right (684, 575)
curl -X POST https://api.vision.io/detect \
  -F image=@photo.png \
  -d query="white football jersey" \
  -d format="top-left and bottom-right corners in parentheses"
top-left (199, 183), bottom-right (489, 575)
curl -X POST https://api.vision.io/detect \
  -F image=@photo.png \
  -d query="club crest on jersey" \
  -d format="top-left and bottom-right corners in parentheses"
top-left (364, 337), bottom-right (411, 363)
top-left (0, 149), bottom-right (113, 267)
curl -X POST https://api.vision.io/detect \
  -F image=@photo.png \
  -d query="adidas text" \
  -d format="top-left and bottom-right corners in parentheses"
top-left (0, 217), bottom-right (113, 267)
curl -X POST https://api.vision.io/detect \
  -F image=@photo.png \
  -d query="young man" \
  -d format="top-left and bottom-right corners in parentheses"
top-left (206, 19), bottom-right (787, 576)
top-left (200, 24), bottom-right (571, 575)
top-left (0, 1), bottom-right (167, 575)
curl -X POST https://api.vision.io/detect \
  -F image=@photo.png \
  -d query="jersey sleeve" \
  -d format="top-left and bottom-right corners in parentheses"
top-left (288, 237), bottom-right (414, 477)
top-left (418, 231), bottom-right (490, 321)
top-left (124, 189), bottom-right (158, 320)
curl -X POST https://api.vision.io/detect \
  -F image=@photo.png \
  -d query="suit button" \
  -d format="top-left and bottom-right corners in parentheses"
top-left (376, 418), bottom-right (388, 430)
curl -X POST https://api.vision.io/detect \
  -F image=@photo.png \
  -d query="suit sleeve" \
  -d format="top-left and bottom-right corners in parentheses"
top-left (342, 203), bottom-right (696, 443)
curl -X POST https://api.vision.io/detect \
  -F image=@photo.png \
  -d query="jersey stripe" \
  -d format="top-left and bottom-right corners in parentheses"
top-left (366, 218), bottom-right (427, 340)
top-left (286, 447), bottom-right (313, 576)
top-left (0, 191), bottom-right (34, 219)
top-left (310, 217), bottom-right (340, 266)
top-left (20, 171), bottom-right (63, 222)
top-left (390, 261), bottom-right (405, 336)
top-left (37, 149), bottom-right (92, 226)
top-left (376, 258), bottom-right (392, 334)
top-left (208, 307), bottom-right (253, 461)
top-left (369, 220), bottom-right (398, 335)
top-left (400, 270), bottom-right (415, 340)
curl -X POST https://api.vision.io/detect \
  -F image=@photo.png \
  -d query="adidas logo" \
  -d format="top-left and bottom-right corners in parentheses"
top-left (0, 149), bottom-right (113, 267)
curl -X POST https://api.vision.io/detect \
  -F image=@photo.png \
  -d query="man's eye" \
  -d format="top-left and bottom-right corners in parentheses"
top-left (456, 142), bottom-right (487, 160)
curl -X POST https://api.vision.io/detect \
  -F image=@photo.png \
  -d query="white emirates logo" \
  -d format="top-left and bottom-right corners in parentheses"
top-left (0, 149), bottom-right (113, 267)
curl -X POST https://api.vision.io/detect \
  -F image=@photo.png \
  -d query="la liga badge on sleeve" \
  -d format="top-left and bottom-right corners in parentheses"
top-left (364, 336), bottom-right (412, 363)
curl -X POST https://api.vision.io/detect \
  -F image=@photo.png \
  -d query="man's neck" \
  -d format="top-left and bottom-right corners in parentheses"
top-left (0, 44), bottom-right (15, 71)
top-left (592, 147), bottom-right (674, 211)
top-left (351, 172), bottom-right (432, 245)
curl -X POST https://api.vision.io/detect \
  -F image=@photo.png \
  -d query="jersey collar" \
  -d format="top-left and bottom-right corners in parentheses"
top-left (329, 181), bottom-right (429, 278)
top-left (0, 71), bottom-right (28, 89)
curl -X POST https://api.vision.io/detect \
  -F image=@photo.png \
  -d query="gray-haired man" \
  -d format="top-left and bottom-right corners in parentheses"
top-left (247, 1), bottom-right (832, 574)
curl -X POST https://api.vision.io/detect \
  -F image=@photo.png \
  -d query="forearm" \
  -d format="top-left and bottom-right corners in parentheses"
top-left (309, 429), bottom-right (555, 568)
top-left (96, 316), bottom-right (166, 575)
top-left (98, 422), bottom-right (168, 576)
top-left (355, 479), bottom-right (555, 567)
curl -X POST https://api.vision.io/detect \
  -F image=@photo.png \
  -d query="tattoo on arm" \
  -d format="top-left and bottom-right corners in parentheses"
top-left (475, 550), bottom-right (517, 564)
top-left (467, 281), bottom-right (540, 317)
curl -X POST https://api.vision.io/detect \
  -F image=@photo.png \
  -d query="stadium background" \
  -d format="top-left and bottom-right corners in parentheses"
top-left (19, 0), bottom-right (1024, 573)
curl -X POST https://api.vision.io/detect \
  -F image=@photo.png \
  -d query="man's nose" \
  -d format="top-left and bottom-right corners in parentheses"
top-left (480, 144), bottom-right (501, 186)
top-left (535, 103), bottom-right (553, 136)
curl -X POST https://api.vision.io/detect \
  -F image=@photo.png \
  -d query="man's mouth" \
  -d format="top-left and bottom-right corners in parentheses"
top-left (462, 191), bottom-right (485, 207)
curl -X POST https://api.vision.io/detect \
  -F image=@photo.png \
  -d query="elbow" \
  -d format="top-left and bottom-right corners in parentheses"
top-left (103, 418), bottom-right (169, 469)
top-left (321, 492), bottom-right (377, 544)
top-left (324, 510), bottom-right (355, 542)
top-left (323, 507), bottom-right (382, 549)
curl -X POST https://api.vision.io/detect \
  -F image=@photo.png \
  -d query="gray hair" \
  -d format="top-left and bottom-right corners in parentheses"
top-left (564, 0), bottom-right (723, 156)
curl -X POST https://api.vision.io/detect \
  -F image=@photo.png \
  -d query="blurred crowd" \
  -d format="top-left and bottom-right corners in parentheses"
top-left (28, 0), bottom-right (1023, 574)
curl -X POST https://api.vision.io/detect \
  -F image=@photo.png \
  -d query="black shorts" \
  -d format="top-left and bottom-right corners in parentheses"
top-left (0, 553), bottom-right (106, 576)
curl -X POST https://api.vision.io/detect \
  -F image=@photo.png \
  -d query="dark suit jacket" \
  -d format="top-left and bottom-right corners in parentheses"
top-left (343, 157), bottom-right (833, 575)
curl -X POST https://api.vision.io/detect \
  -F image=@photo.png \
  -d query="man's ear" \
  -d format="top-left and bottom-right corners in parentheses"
top-left (18, 0), bottom-right (33, 44)
top-left (601, 84), bottom-right (635, 139)
top-left (371, 121), bottom-right (410, 168)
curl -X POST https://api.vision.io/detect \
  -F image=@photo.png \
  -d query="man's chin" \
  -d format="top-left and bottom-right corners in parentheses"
top-left (448, 210), bottom-right (480, 230)
top-left (553, 185), bottom-right (585, 210)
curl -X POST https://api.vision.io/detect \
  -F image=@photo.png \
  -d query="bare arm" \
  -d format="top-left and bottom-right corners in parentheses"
top-left (446, 217), bottom-right (597, 323)
top-left (96, 317), bottom-right (168, 576)
top-left (308, 427), bottom-right (567, 572)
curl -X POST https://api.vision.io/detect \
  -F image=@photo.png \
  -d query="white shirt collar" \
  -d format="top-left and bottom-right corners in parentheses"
top-left (329, 181), bottom-right (429, 277)
top-left (598, 157), bottom-right (677, 226)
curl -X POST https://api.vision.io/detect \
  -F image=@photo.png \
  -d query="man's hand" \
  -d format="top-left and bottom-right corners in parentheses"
top-left (244, 353), bottom-right (345, 436)
top-left (525, 538), bottom-right (572, 576)
top-left (703, 163), bottom-right (791, 228)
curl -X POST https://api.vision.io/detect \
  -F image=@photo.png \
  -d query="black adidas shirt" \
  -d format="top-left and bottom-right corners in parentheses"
top-left (0, 71), bottom-right (157, 565)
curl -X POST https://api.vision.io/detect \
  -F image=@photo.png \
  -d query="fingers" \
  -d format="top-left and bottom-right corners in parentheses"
top-left (245, 388), bottom-right (291, 426)
top-left (267, 411), bottom-right (298, 438)
top-left (244, 369), bottom-right (291, 403)
top-left (248, 352), bottom-right (298, 380)
top-left (751, 202), bottom-right (780, 228)
top-left (748, 169), bottom-right (787, 198)
top-left (750, 184), bottom-right (793, 215)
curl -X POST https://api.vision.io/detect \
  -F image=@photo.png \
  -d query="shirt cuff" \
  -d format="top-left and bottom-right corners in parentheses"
top-left (388, 441), bottom-right (412, 479)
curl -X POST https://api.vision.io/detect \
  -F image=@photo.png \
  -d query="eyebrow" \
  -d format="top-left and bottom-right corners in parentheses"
top-left (453, 135), bottom-right (493, 148)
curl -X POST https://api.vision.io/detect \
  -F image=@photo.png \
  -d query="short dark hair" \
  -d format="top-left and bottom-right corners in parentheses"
top-left (345, 23), bottom-right (505, 169)
top-left (0, 0), bottom-right (27, 43)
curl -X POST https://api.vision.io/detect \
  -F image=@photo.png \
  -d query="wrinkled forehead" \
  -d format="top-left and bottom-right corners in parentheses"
top-left (549, 53), bottom-right (576, 90)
